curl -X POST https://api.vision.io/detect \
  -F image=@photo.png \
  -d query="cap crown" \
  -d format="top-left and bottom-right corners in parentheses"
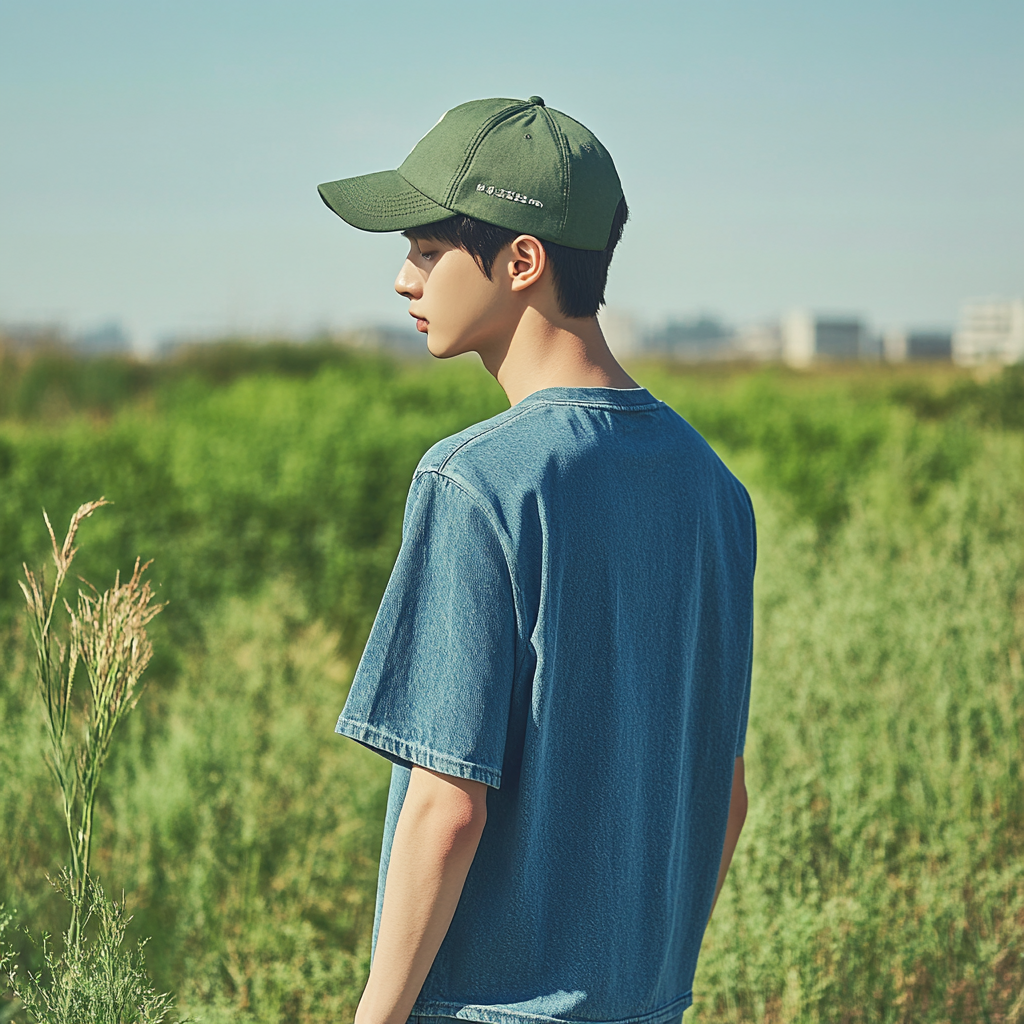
top-left (398, 97), bottom-right (623, 251)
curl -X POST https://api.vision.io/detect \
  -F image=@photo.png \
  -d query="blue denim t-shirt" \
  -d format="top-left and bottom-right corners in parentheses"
top-left (337, 386), bottom-right (755, 1024)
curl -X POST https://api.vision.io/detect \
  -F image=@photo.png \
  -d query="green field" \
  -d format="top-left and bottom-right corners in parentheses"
top-left (1, 345), bottom-right (1022, 1024)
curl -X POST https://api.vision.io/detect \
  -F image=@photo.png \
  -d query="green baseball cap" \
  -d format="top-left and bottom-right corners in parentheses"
top-left (318, 96), bottom-right (623, 252)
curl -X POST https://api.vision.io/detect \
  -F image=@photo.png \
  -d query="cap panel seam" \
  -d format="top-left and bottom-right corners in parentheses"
top-left (393, 170), bottom-right (452, 210)
top-left (444, 102), bottom-right (533, 209)
top-left (539, 107), bottom-right (571, 239)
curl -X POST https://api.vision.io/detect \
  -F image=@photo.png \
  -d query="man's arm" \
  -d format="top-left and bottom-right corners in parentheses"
top-left (709, 756), bottom-right (747, 921)
top-left (354, 766), bottom-right (488, 1024)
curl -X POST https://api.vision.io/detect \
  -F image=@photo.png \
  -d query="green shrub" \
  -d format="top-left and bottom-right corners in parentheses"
top-left (2, 873), bottom-right (181, 1024)
top-left (2, 351), bottom-right (1023, 1022)
top-left (0, 355), bottom-right (507, 653)
top-left (693, 427), bottom-right (1024, 1023)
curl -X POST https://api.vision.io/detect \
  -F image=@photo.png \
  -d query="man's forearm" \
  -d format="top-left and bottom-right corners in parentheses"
top-left (709, 756), bottom-right (747, 921)
top-left (355, 767), bottom-right (488, 1024)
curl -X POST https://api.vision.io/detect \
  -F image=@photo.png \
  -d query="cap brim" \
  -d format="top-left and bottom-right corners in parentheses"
top-left (318, 170), bottom-right (454, 233)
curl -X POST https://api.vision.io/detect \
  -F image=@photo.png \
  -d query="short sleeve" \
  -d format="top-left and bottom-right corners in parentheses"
top-left (336, 470), bottom-right (517, 788)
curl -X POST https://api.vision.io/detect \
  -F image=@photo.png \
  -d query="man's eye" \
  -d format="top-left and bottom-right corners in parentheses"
top-left (420, 250), bottom-right (437, 261)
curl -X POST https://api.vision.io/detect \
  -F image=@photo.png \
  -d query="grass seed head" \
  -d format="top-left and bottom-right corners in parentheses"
top-left (47, 497), bottom-right (111, 577)
top-left (71, 557), bottom-right (165, 721)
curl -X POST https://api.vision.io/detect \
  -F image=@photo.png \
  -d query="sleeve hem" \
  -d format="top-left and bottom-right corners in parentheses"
top-left (335, 716), bottom-right (502, 789)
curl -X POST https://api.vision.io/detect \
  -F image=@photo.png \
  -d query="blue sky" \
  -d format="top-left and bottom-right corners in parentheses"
top-left (1, 0), bottom-right (1021, 348)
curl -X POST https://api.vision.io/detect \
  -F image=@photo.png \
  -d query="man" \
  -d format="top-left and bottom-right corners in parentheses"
top-left (319, 95), bottom-right (754, 1024)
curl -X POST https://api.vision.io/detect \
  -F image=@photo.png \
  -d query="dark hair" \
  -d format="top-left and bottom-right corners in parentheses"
top-left (403, 197), bottom-right (629, 320)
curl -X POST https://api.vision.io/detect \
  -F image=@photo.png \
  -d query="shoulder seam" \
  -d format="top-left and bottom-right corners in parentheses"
top-left (411, 469), bottom-right (533, 681)
top-left (421, 403), bottom-right (540, 474)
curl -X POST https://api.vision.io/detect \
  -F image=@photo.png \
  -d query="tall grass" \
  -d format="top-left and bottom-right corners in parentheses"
top-left (0, 348), bottom-right (1022, 1022)
top-left (694, 428), bottom-right (1024, 1022)
top-left (17, 499), bottom-right (164, 942)
top-left (4, 500), bottom-right (183, 1023)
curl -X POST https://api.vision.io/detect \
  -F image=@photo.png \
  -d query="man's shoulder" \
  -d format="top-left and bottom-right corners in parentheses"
top-left (417, 389), bottom-right (690, 473)
top-left (412, 392), bottom-right (744, 505)
top-left (415, 392), bottom-right (665, 494)
top-left (415, 404), bottom-right (534, 479)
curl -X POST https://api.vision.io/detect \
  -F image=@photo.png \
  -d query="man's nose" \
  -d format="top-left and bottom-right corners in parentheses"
top-left (394, 259), bottom-right (422, 300)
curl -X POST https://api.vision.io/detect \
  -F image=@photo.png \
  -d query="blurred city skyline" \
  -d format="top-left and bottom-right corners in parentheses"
top-left (1, 0), bottom-right (1022, 351)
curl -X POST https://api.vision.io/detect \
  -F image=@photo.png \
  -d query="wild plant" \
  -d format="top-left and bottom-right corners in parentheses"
top-left (17, 499), bottom-right (162, 947)
top-left (3, 872), bottom-right (177, 1024)
top-left (2, 498), bottom-right (185, 1023)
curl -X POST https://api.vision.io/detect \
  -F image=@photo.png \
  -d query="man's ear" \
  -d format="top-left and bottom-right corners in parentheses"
top-left (507, 235), bottom-right (546, 293)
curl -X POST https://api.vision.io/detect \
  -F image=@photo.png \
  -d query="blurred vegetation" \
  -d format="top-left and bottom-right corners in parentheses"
top-left (0, 342), bottom-right (506, 655)
top-left (1, 342), bottom-right (1023, 1022)
top-left (0, 338), bottom-right (383, 421)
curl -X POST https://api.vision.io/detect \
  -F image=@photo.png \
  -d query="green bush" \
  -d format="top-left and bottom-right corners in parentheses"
top-left (694, 428), bottom-right (1024, 1023)
top-left (0, 353), bottom-right (507, 653)
top-left (1, 349), bottom-right (1022, 1022)
top-left (2, 872), bottom-right (181, 1024)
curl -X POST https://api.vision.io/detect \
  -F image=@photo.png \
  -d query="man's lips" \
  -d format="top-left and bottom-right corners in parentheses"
top-left (410, 312), bottom-right (429, 333)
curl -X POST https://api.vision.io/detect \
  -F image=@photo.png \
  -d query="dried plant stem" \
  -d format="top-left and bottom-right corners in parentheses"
top-left (19, 499), bottom-right (165, 951)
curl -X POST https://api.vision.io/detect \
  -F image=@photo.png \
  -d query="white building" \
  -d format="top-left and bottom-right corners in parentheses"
top-left (730, 322), bottom-right (783, 361)
top-left (953, 300), bottom-right (1024, 365)
top-left (782, 310), bottom-right (866, 367)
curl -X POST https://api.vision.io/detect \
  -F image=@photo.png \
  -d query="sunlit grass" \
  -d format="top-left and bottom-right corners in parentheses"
top-left (1, 348), bottom-right (1022, 1022)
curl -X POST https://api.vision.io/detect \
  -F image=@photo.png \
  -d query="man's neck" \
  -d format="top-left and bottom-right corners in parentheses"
top-left (483, 306), bottom-right (638, 406)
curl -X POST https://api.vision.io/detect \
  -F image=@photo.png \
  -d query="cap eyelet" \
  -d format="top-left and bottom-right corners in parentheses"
top-left (524, 133), bottom-right (532, 140)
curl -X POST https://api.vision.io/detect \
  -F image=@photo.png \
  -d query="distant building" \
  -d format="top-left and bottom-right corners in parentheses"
top-left (782, 310), bottom-right (866, 366)
top-left (75, 322), bottom-right (132, 356)
top-left (883, 329), bottom-right (953, 362)
top-left (953, 300), bottom-right (1024, 365)
top-left (644, 316), bottom-right (731, 359)
top-left (729, 322), bottom-right (783, 361)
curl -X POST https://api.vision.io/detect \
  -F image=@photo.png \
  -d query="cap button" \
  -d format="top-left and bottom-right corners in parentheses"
top-left (528, 95), bottom-right (545, 107)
